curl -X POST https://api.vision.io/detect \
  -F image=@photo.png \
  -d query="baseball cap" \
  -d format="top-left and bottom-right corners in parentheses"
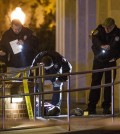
top-left (102, 17), bottom-right (115, 27)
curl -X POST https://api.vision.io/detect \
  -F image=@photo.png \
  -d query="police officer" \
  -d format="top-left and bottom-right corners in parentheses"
top-left (0, 19), bottom-right (39, 77)
top-left (87, 18), bottom-right (120, 114)
top-left (31, 50), bottom-right (72, 116)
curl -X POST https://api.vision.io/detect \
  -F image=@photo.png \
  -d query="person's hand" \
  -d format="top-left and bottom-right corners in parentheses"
top-left (53, 78), bottom-right (61, 86)
top-left (55, 78), bottom-right (61, 83)
top-left (109, 58), bottom-right (115, 62)
top-left (17, 40), bottom-right (24, 45)
top-left (0, 50), bottom-right (6, 56)
top-left (101, 45), bottom-right (110, 50)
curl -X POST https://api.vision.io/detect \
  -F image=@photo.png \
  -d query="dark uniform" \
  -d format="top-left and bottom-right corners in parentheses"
top-left (0, 46), bottom-right (7, 73)
top-left (88, 22), bottom-right (120, 114)
top-left (0, 27), bottom-right (39, 68)
top-left (32, 50), bottom-right (72, 82)
top-left (31, 50), bottom-right (72, 115)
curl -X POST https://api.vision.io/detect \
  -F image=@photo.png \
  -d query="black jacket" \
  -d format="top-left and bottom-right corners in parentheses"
top-left (91, 25), bottom-right (120, 62)
top-left (31, 51), bottom-right (72, 82)
top-left (0, 27), bottom-right (39, 67)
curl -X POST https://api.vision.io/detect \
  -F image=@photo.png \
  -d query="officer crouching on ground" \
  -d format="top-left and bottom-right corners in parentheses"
top-left (31, 50), bottom-right (72, 116)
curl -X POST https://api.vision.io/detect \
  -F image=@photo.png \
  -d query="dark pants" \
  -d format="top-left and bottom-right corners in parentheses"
top-left (88, 59), bottom-right (116, 111)
top-left (36, 80), bottom-right (63, 107)
top-left (35, 81), bottom-right (63, 116)
top-left (51, 81), bottom-right (63, 107)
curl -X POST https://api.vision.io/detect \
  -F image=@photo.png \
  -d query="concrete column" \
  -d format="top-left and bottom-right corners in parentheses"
top-left (56, 0), bottom-right (96, 103)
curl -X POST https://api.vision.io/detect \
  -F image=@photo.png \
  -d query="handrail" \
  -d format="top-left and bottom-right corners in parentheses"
top-left (0, 64), bottom-right (120, 80)
top-left (0, 64), bottom-right (119, 131)
top-left (0, 79), bottom-right (120, 99)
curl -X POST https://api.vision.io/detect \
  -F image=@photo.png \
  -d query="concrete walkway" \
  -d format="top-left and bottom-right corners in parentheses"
top-left (0, 115), bottom-right (120, 134)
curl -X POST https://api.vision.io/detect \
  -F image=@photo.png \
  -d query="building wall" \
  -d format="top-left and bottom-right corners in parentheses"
top-left (0, 82), bottom-right (28, 120)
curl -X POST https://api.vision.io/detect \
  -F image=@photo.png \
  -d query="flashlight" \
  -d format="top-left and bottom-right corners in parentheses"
top-left (19, 45), bottom-right (23, 50)
top-left (102, 49), bottom-right (106, 54)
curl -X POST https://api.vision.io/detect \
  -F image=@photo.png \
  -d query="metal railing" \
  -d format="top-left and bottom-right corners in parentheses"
top-left (0, 64), bottom-right (120, 131)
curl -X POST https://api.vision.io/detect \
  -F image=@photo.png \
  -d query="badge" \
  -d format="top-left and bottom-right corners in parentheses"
top-left (92, 30), bottom-right (98, 35)
top-left (115, 36), bottom-right (120, 41)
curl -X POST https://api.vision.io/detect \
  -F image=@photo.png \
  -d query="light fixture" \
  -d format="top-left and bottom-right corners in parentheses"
top-left (10, 7), bottom-right (26, 25)
top-left (11, 97), bottom-right (23, 103)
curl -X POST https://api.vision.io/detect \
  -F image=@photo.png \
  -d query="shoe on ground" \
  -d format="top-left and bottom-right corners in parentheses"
top-left (70, 108), bottom-right (83, 116)
top-left (47, 106), bottom-right (61, 116)
top-left (103, 109), bottom-right (111, 114)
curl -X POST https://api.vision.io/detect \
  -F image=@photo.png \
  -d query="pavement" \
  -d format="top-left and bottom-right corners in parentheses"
top-left (0, 114), bottom-right (120, 134)
top-left (0, 101), bottom-right (120, 134)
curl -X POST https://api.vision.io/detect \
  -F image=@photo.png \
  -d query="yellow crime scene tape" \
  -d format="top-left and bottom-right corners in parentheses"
top-left (23, 72), bottom-right (34, 120)
top-left (14, 73), bottom-right (21, 78)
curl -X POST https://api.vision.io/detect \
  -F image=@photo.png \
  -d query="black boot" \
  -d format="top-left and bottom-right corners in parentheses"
top-left (47, 106), bottom-right (61, 116)
top-left (103, 108), bottom-right (111, 114)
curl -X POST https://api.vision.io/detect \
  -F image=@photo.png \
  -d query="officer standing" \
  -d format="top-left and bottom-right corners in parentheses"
top-left (87, 18), bottom-right (120, 114)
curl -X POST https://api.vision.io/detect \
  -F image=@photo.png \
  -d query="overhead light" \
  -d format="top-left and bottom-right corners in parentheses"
top-left (11, 7), bottom-right (26, 25)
